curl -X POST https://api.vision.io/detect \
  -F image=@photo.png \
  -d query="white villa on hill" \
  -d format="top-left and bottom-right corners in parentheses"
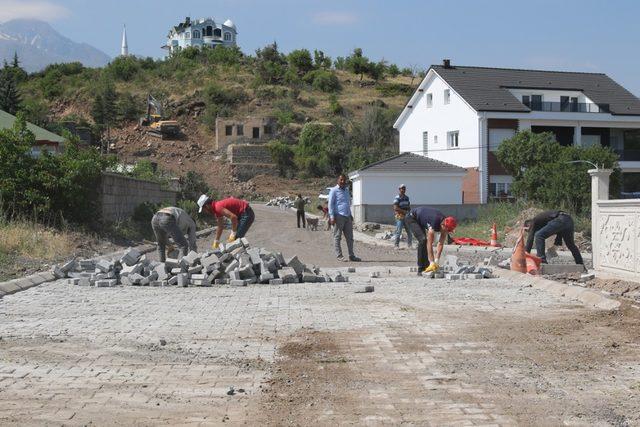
top-left (163, 17), bottom-right (237, 54)
top-left (394, 60), bottom-right (640, 203)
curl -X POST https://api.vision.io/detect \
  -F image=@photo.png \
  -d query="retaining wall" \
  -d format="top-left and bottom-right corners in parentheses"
top-left (100, 172), bottom-right (178, 222)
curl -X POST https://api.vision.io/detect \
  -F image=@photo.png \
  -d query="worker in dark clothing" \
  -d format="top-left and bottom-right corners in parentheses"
top-left (524, 210), bottom-right (584, 265)
top-left (404, 206), bottom-right (457, 275)
top-left (294, 194), bottom-right (306, 228)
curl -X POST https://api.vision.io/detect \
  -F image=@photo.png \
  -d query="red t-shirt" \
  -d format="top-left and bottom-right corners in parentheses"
top-left (210, 197), bottom-right (248, 217)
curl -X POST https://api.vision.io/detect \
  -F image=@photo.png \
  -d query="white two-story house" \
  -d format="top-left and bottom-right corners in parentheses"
top-left (394, 60), bottom-right (640, 203)
top-left (163, 17), bottom-right (237, 54)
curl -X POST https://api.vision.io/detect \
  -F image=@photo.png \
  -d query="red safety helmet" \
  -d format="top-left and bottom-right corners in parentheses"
top-left (442, 216), bottom-right (457, 232)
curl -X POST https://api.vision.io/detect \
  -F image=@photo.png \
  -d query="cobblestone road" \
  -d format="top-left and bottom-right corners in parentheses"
top-left (1, 266), bottom-right (638, 425)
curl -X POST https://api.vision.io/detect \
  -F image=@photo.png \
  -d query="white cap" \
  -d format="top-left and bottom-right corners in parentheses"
top-left (399, 184), bottom-right (406, 189)
top-left (197, 194), bottom-right (210, 213)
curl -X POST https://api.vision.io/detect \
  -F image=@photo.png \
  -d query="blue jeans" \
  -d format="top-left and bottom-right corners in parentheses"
top-left (394, 217), bottom-right (412, 247)
top-left (534, 213), bottom-right (583, 264)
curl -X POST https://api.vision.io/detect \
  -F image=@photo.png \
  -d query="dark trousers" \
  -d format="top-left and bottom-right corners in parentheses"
top-left (296, 210), bottom-right (306, 228)
top-left (237, 206), bottom-right (255, 238)
top-left (404, 215), bottom-right (431, 271)
top-left (535, 213), bottom-right (583, 264)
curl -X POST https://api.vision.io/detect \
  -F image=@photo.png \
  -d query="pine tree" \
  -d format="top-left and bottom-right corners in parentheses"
top-left (0, 62), bottom-right (22, 115)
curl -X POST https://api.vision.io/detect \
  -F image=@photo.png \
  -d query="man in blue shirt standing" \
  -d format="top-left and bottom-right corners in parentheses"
top-left (328, 173), bottom-right (361, 262)
top-left (393, 184), bottom-right (412, 249)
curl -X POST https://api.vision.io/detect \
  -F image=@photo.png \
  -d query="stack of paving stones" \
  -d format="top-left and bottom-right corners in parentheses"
top-left (409, 255), bottom-right (494, 280)
top-left (265, 196), bottom-right (311, 209)
top-left (53, 238), bottom-right (349, 288)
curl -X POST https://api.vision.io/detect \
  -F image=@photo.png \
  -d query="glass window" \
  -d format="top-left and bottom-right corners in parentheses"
top-left (236, 125), bottom-right (243, 136)
top-left (193, 30), bottom-right (200, 38)
top-left (225, 125), bottom-right (233, 136)
top-left (252, 127), bottom-right (260, 138)
top-left (224, 32), bottom-right (232, 41)
top-left (447, 131), bottom-right (459, 149)
top-left (422, 131), bottom-right (428, 154)
top-left (444, 89), bottom-right (450, 105)
top-left (426, 93), bottom-right (433, 108)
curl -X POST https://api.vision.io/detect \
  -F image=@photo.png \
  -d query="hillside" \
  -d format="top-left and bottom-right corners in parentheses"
top-left (15, 45), bottom-right (419, 198)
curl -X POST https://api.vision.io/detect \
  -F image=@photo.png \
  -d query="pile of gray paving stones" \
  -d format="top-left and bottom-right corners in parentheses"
top-left (53, 238), bottom-right (348, 288)
top-left (265, 196), bottom-right (311, 209)
top-left (409, 255), bottom-right (494, 280)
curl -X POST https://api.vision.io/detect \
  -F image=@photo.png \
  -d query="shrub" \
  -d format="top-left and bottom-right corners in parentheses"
top-left (21, 99), bottom-right (50, 126)
top-left (328, 94), bottom-right (343, 115)
top-left (42, 62), bottom-right (84, 76)
top-left (203, 45), bottom-right (244, 65)
top-left (376, 82), bottom-right (414, 97)
top-left (303, 69), bottom-right (341, 93)
top-left (204, 82), bottom-right (247, 106)
top-left (107, 56), bottom-right (141, 81)
top-left (288, 49), bottom-right (314, 75)
top-left (267, 139), bottom-right (296, 177)
top-left (117, 92), bottom-right (140, 122)
top-left (179, 171), bottom-right (210, 201)
top-left (40, 69), bottom-right (64, 99)
top-left (254, 85), bottom-right (288, 101)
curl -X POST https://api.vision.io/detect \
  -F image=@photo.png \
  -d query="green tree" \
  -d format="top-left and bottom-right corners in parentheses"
top-left (295, 124), bottom-right (332, 176)
top-left (366, 60), bottom-right (386, 81)
top-left (254, 42), bottom-right (287, 85)
top-left (313, 49), bottom-right (332, 69)
top-left (117, 93), bottom-right (140, 122)
top-left (267, 139), bottom-right (296, 177)
top-left (387, 64), bottom-right (400, 77)
top-left (0, 61), bottom-right (22, 114)
top-left (496, 130), bottom-right (620, 214)
top-left (347, 106), bottom-right (398, 170)
top-left (345, 48), bottom-right (370, 80)
top-left (303, 70), bottom-right (341, 93)
top-left (288, 49), bottom-right (314, 76)
top-left (91, 76), bottom-right (118, 132)
top-left (328, 93), bottom-right (343, 115)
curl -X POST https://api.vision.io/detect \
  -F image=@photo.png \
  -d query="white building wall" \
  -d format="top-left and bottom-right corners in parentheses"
top-left (356, 173), bottom-right (463, 205)
top-left (397, 72), bottom-right (480, 169)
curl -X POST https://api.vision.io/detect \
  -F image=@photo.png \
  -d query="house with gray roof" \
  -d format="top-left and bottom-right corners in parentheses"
top-left (393, 60), bottom-right (640, 203)
top-left (349, 152), bottom-right (473, 224)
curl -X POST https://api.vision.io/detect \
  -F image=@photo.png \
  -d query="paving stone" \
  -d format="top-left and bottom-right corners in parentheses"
top-left (225, 260), bottom-right (239, 273)
top-left (167, 276), bottom-right (178, 286)
top-left (200, 254), bottom-right (220, 270)
top-left (67, 278), bottom-right (80, 286)
top-left (540, 264), bottom-right (585, 275)
top-left (176, 273), bottom-right (189, 287)
top-left (190, 274), bottom-right (206, 280)
top-left (95, 279), bottom-right (117, 288)
top-left (238, 265), bottom-right (256, 280)
top-left (96, 260), bottom-right (114, 273)
top-left (230, 247), bottom-right (246, 258)
top-left (182, 251), bottom-right (201, 267)
top-left (275, 252), bottom-right (286, 266)
top-left (226, 240), bottom-right (243, 252)
top-left (302, 273), bottom-right (321, 283)
top-left (78, 260), bottom-right (95, 271)
top-left (121, 247), bottom-right (142, 266)
top-left (278, 267), bottom-right (299, 283)
top-left (165, 258), bottom-right (180, 269)
top-left (369, 271), bottom-right (380, 278)
top-left (240, 237), bottom-right (250, 248)
top-left (121, 263), bottom-right (144, 276)
top-left (52, 266), bottom-right (66, 279)
top-left (187, 265), bottom-right (203, 274)
top-left (269, 278), bottom-right (283, 285)
top-left (59, 260), bottom-right (77, 273)
top-left (247, 248), bottom-right (262, 265)
top-left (446, 274), bottom-right (461, 280)
top-left (228, 270), bottom-right (240, 280)
top-left (286, 256), bottom-right (305, 276)
top-left (214, 278), bottom-right (230, 285)
top-left (230, 279), bottom-right (247, 287)
top-left (154, 264), bottom-right (169, 281)
top-left (347, 267), bottom-right (356, 273)
top-left (149, 280), bottom-right (168, 287)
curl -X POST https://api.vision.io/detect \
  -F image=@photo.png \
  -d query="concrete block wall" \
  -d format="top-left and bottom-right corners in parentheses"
top-left (227, 144), bottom-right (274, 165)
top-left (100, 172), bottom-right (178, 222)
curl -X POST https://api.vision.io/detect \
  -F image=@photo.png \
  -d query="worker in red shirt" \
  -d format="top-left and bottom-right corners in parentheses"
top-left (197, 195), bottom-right (255, 249)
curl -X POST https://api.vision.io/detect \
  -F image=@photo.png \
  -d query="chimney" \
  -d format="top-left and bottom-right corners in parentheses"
top-left (443, 59), bottom-right (451, 68)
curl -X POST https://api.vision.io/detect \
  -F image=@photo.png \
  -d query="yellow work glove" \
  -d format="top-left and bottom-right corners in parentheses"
top-left (423, 263), bottom-right (439, 273)
top-left (227, 232), bottom-right (237, 243)
top-left (211, 240), bottom-right (220, 249)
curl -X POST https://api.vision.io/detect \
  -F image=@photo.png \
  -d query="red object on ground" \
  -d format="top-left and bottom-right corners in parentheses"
top-left (452, 237), bottom-right (492, 246)
top-left (525, 252), bottom-right (542, 275)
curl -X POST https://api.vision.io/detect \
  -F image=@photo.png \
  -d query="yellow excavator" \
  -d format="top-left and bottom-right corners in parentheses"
top-left (140, 94), bottom-right (180, 139)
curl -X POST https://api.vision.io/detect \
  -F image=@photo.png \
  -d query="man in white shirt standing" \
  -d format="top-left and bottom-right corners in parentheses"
top-left (151, 206), bottom-right (198, 262)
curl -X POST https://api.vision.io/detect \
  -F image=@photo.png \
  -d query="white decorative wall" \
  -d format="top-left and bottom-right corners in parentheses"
top-left (590, 169), bottom-right (640, 279)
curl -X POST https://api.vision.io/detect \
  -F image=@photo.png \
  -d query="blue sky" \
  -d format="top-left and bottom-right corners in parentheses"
top-left (3, 0), bottom-right (640, 95)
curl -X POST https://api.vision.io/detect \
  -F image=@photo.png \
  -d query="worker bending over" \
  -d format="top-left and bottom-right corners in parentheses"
top-left (198, 195), bottom-right (255, 249)
top-left (151, 206), bottom-right (197, 262)
top-left (524, 210), bottom-right (584, 266)
top-left (404, 206), bottom-right (457, 275)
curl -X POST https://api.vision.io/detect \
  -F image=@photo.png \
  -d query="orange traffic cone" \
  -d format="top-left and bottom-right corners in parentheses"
top-left (511, 227), bottom-right (527, 273)
top-left (525, 252), bottom-right (542, 275)
top-left (490, 223), bottom-right (500, 247)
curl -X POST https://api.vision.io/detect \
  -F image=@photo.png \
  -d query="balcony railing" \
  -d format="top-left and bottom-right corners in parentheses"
top-left (614, 149), bottom-right (640, 161)
top-left (523, 101), bottom-right (610, 113)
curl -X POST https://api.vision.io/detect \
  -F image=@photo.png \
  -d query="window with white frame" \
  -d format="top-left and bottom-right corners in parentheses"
top-left (422, 131), bottom-right (428, 154)
top-left (447, 131), bottom-right (459, 149)
top-left (444, 89), bottom-right (450, 104)
top-left (434, 135), bottom-right (438, 145)
top-left (426, 93), bottom-right (433, 108)
top-left (224, 32), bottom-right (232, 41)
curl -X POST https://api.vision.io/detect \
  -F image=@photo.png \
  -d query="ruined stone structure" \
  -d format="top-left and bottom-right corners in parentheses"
top-left (215, 117), bottom-right (278, 150)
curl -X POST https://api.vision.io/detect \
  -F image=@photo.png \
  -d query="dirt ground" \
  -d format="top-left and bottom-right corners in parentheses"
top-left (546, 272), bottom-right (640, 304)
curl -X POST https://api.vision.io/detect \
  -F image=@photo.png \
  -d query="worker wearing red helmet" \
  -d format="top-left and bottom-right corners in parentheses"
top-left (403, 206), bottom-right (457, 275)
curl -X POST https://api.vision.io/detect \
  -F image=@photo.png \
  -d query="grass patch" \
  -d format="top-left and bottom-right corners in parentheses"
top-left (0, 218), bottom-right (75, 261)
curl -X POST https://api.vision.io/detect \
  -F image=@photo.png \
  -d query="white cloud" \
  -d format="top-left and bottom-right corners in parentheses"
top-left (312, 11), bottom-right (358, 25)
top-left (0, 0), bottom-right (70, 23)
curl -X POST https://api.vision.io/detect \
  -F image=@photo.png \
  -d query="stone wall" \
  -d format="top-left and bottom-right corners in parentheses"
top-left (590, 169), bottom-right (640, 279)
top-left (215, 117), bottom-right (277, 150)
top-left (99, 172), bottom-right (178, 222)
top-left (227, 144), bottom-right (274, 164)
top-left (352, 204), bottom-right (479, 225)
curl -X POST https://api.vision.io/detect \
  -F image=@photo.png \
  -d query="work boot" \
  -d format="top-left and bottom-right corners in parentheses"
top-left (349, 255), bottom-right (361, 262)
top-left (337, 255), bottom-right (346, 262)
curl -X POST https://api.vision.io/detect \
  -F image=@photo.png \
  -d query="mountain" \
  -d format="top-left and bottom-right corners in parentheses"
top-left (0, 19), bottom-right (110, 72)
